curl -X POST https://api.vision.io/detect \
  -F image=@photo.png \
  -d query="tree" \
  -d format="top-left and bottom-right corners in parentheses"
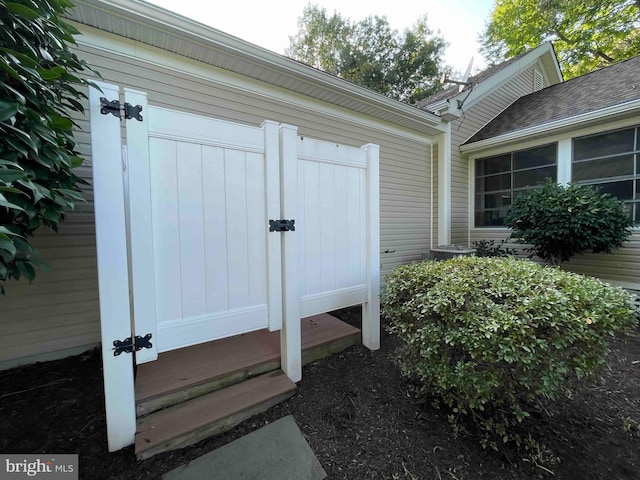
top-left (0, 0), bottom-right (96, 294)
top-left (505, 182), bottom-right (633, 266)
top-left (286, 4), bottom-right (447, 103)
top-left (480, 0), bottom-right (640, 78)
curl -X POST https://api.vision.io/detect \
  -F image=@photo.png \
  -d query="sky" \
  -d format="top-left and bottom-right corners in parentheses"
top-left (147, 0), bottom-right (495, 75)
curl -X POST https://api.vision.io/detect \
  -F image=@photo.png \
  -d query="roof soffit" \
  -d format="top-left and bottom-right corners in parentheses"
top-left (67, 0), bottom-right (445, 135)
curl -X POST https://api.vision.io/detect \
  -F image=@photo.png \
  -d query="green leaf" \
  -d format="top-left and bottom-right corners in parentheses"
top-left (0, 101), bottom-right (19, 122)
top-left (0, 237), bottom-right (17, 258)
top-left (50, 115), bottom-right (73, 131)
top-left (0, 195), bottom-right (25, 211)
top-left (0, 226), bottom-right (22, 236)
top-left (0, 169), bottom-right (27, 183)
top-left (70, 155), bottom-right (84, 168)
top-left (16, 260), bottom-right (36, 283)
top-left (6, 2), bottom-right (41, 20)
top-left (37, 68), bottom-right (63, 80)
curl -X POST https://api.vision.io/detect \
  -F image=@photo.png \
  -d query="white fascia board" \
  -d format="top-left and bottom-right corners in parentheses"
top-left (460, 99), bottom-right (640, 154)
top-left (70, 0), bottom-right (444, 133)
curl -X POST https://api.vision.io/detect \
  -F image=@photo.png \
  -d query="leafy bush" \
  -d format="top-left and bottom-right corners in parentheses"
top-left (0, 0), bottom-right (96, 293)
top-left (505, 181), bottom-right (633, 265)
top-left (382, 256), bottom-right (638, 449)
top-left (473, 238), bottom-right (516, 257)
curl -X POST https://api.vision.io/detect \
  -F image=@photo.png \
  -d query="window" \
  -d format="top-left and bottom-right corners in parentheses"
top-left (475, 144), bottom-right (557, 226)
top-left (572, 126), bottom-right (640, 224)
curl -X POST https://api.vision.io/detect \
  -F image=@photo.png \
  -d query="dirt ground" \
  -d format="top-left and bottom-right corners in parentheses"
top-left (1, 308), bottom-right (638, 480)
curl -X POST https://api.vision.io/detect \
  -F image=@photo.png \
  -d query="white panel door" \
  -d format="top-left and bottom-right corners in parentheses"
top-left (129, 105), bottom-right (275, 355)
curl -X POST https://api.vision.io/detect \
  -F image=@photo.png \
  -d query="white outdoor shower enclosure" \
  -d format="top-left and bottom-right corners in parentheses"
top-left (90, 82), bottom-right (380, 451)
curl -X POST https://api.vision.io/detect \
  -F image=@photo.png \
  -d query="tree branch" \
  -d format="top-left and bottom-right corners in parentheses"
top-left (554, 29), bottom-right (615, 64)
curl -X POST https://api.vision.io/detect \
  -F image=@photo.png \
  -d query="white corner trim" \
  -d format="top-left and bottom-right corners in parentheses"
top-left (557, 138), bottom-right (572, 184)
top-left (460, 99), bottom-right (640, 154)
top-left (437, 125), bottom-right (452, 245)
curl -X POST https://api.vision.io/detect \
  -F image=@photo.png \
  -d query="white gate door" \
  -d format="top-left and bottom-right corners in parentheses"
top-left (125, 90), bottom-right (282, 363)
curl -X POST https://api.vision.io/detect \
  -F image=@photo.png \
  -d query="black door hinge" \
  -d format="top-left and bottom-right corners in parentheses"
top-left (113, 334), bottom-right (153, 356)
top-left (269, 219), bottom-right (295, 232)
top-left (100, 97), bottom-right (143, 121)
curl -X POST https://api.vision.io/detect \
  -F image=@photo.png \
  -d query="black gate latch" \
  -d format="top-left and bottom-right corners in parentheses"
top-left (269, 219), bottom-right (295, 232)
top-left (113, 334), bottom-right (153, 356)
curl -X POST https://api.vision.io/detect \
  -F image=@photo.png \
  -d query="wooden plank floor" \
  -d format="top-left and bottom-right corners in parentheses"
top-left (135, 313), bottom-right (360, 405)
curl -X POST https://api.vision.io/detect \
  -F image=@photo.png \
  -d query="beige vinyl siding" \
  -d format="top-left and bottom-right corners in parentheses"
top-left (450, 65), bottom-right (545, 245)
top-left (0, 34), bottom-right (434, 364)
top-left (470, 229), bottom-right (640, 289)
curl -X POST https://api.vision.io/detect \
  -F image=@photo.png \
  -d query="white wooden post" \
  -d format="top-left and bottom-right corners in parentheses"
top-left (263, 120), bottom-right (283, 332)
top-left (279, 124), bottom-right (302, 382)
top-left (124, 88), bottom-right (158, 363)
top-left (362, 143), bottom-right (380, 350)
top-left (89, 82), bottom-right (136, 451)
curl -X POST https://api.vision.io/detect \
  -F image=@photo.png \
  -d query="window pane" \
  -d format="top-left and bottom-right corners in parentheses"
top-left (476, 154), bottom-right (511, 176)
top-left (591, 180), bottom-right (634, 200)
top-left (476, 173), bottom-right (511, 193)
top-left (475, 192), bottom-right (512, 209)
top-left (514, 144), bottom-right (557, 170)
top-left (572, 155), bottom-right (634, 182)
top-left (513, 165), bottom-right (556, 188)
top-left (475, 210), bottom-right (506, 227)
top-left (574, 128), bottom-right (635, 161)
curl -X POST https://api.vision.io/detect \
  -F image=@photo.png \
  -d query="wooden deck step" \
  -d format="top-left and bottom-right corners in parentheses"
top-left (135, 370), bottom-right (296, 460)
top-left (135, 313), bottom-right (360, 416)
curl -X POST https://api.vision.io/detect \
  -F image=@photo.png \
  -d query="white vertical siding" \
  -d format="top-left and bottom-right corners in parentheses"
top-left (0, 35), bottom-right (434, 364)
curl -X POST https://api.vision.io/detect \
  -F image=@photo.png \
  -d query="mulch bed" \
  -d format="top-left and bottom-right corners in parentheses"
top-left (1, 308), bottom-right (638, 479)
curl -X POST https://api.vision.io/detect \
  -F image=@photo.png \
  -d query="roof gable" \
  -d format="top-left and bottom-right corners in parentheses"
top-left (417, 43), bottom-right (563, 119)
top-left (464, 55), bottom-right (640, 145)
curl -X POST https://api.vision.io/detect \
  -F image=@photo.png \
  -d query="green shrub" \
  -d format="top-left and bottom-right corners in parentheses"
top-left (505, 181), bottom-right (633, 265)
top-left (473, 238), bottom-right (516, 257)
top-left (0, 0), bottom-right (96, 293)
top-left (382, 256), bottom-right (638, 449)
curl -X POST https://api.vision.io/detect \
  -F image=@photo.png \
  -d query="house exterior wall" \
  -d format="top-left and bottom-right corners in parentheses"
top-left (469, 115), bottom-right (640, 291)
top-left (449, 63), bottom-right (549, 245)
top-left (0, 25), bottom-right (435, 367)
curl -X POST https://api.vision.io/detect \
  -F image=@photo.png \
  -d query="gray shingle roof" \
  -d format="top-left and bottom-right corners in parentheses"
top-left (464, 55), bottom-right (640, 144)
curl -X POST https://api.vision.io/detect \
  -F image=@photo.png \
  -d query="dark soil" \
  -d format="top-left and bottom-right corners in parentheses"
top-left (1, 308), bottom-right (639, 480)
